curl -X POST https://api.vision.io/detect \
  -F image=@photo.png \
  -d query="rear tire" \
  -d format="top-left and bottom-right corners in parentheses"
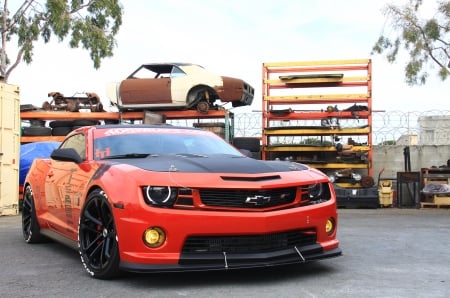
top-left (78, 189), bottom-right (120, 279)
top-left (22, 185), bottom-right (47, 243)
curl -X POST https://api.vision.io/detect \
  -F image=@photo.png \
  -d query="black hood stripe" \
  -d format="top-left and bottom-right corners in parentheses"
top-left (104, 155), bottom-right (307, 174)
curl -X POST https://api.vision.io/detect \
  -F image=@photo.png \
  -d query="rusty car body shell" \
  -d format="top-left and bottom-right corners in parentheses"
top-left (107, 63), bottom-right (254, 111)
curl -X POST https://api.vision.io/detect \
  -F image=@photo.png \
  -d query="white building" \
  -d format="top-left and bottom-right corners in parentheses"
top-left (418, 116), bottom-right (450, 145)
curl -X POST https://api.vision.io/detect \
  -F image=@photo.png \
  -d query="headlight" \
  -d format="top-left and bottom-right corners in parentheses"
top-left (304, 182), bottom-right (331, 204)
top-left (308, 183), bottom-right (323, 199)
top-left (142, 186), bottom-right (178, 207)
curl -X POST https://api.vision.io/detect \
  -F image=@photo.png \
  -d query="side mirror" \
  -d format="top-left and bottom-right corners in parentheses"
top-left (51, 148), bottom-right (83, 163)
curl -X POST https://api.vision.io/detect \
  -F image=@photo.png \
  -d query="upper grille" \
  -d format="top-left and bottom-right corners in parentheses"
top-left (199, 187), bottom-right (297, 208)
top-left (182, 229), bottom-right (317, 253)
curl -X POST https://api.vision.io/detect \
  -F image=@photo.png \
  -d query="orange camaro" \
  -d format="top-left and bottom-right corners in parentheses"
top-left (22, 124), bottom-right (341, 279)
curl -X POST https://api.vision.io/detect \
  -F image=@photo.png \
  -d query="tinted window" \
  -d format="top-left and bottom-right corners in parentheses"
top-left (60, 133), bottom-right (86, 160)
top-left (93, 133), bottom-right (241, 160)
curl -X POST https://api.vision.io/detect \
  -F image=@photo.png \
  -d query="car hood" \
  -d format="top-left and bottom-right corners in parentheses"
top-left (105, 154), bottom-right (308, 174)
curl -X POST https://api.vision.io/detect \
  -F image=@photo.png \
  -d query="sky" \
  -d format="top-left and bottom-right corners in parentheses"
top-left (8, 0), bottom-right (450, 113)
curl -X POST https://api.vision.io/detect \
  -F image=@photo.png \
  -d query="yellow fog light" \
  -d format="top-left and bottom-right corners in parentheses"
top-left (143, 227), bottom-right (166, 248)
top-left (325, 218), bottom-right (335, 235)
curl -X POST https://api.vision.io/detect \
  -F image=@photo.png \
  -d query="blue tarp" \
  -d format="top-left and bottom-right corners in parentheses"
top-left (20, 141), bottom-right (61, 185)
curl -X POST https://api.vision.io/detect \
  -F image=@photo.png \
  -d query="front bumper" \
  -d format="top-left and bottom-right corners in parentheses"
top-left (114, 200), bottom-right (341, 273)
top-left (120, 244), bottom-right (342, 273)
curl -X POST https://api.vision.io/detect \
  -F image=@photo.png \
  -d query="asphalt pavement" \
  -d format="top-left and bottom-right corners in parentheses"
top-left (0, 208), bottom-right (449, 298)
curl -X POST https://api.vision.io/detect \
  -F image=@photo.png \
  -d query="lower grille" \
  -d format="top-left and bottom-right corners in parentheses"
top-left (182, 229), bottom-right (316, 253)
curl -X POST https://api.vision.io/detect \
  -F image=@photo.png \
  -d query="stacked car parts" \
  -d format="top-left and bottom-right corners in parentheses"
top-left (44, 92), bottom-right (104, 112)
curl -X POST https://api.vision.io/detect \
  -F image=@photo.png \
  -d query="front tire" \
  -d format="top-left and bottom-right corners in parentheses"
top-left (22, 185), bottom-right (46, 243)
top-left (78, 189), bottom-right (120, 279)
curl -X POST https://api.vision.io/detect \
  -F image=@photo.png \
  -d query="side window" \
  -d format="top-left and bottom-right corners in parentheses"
top-left (60, 133), bottom-right (86, 160)
top-left (170, 66), bottom-right (186, 78)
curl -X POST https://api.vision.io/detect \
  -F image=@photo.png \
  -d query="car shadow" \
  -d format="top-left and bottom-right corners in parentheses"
top-left (18, 232), bottom-right (341, 286)
top-left (118, 261), bottom-right (339, 287)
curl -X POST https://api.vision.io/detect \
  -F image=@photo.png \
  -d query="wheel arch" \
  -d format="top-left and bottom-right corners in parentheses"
top-left (22, 182), bottom-right (32, 200)
top-left (186, 84), bottom-right (218, 108)
top-left (22, 182), bottom-right (42, 215)
top-left (84, 185), bottom-right (108, 206)
top-left (83, 184), bottom-right (125, 219)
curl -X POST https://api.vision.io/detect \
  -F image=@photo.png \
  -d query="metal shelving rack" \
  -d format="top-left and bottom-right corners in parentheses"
top-left (261, 59), bottom-right (373, 185)
top-left (20, 109), bottom-right (234, 143)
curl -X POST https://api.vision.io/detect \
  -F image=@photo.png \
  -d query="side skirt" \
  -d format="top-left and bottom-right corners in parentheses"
top-left (40, 229), bottom-right (79, 250)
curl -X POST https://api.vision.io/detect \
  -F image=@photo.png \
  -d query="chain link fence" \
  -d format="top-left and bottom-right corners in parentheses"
top-left (167, 110), bottom-right (450, 145)
top-left (231, 110), bottom-right (450, 145)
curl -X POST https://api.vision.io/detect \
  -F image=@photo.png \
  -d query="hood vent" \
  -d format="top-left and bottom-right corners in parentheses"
top-left (220, 175), bottom-right (281, 182)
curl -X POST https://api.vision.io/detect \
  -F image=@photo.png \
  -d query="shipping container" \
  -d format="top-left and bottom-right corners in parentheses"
top-left (0, 83), bottom-right (20, 216)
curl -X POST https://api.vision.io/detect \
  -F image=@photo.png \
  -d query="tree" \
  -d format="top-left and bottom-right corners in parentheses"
top-left (371, 0), bottom-right (450, 85)
top-left (0, 0), bottom-right (123, 82)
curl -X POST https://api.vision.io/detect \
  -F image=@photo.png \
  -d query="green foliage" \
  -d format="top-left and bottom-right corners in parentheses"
top-left (371, 0), bottom-right (450, 85)
top-left (300, 138), bottom-right (332, 146)
top-left (0, 0), bottom-right (123, 81)
top-left (379, 140), bottom-right (396, 145)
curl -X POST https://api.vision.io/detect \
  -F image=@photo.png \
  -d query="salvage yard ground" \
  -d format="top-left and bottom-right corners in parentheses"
top-left (0, 208), bottom-right (449, 298)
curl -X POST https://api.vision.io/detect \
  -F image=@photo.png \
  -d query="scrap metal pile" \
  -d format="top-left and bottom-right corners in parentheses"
top-left (42, 92), bottom-right (105, 112)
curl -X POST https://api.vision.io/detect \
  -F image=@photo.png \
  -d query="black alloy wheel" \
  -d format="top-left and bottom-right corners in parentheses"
top-left (22, 185), bottom-right (46, 243)
top-left (78, 189), bottom-right (120, 279)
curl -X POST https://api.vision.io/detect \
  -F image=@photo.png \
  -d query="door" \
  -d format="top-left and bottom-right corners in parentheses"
top-left (44, 133), bottom-right (87, 239)
top-left (119, 78), bottom-right (172, 106)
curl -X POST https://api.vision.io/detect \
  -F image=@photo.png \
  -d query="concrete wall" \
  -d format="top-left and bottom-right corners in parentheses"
top-left (373, 145), bottom-right (450, 179)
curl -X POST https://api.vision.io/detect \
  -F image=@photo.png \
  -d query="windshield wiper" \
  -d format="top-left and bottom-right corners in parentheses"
top-left (101, 153), bottom-right (150, 160)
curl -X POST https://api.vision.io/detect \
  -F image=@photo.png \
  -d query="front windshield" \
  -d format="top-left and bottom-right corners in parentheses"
top-left (93, 132), bottom-right (242, 160)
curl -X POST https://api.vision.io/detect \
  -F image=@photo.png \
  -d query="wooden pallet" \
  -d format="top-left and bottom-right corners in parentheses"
top-left (420, 202), bottom-right (450, 209)
top-left (433, 195), bottom-right (450, 205)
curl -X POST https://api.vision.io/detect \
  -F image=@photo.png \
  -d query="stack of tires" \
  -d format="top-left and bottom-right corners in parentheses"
top-left (21, 120), bottom-right (52, 136)
top-left (21, 119), bottom-right (100, 137)
top-left (232, 137), bottom-right (261, 159)
top-left (49, 119), bottom-right (99, 136)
